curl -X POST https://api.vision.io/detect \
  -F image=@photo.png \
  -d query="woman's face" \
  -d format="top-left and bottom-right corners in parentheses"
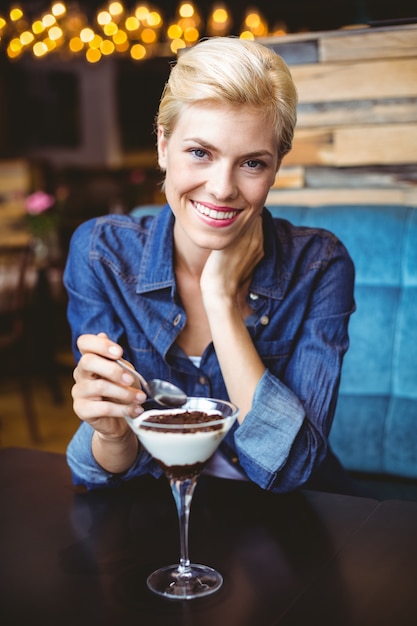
top-left (157, 102), bottom-right (280, 255)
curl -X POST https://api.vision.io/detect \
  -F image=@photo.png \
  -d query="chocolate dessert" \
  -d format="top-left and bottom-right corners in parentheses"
top-left (142, 410), bottom-right (223, 433)
top-left (139, 410), bottom-right (225, 480)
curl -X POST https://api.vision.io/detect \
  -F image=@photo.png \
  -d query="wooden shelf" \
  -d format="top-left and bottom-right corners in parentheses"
top-left (260, 23), bottom-right (417, 205)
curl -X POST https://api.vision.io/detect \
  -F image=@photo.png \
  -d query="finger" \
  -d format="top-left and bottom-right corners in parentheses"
top-left (76, 352), bottom-right (139, 390)
top-left (72, 375), bottom-right (146, 406)
top-left (73, 396), bottom-right (144, 422)
top-left (72, 379), bottom-right (145, 424)
top-left (76, 333), bottom-right (123, 360)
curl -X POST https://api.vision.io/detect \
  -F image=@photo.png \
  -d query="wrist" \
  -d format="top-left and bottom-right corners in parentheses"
top-left (203, 290), bottom-right (235, 315)
top-left (95, 428), bottom-right (135, 444)
top-left (92, 428), bottom-right (139, 474)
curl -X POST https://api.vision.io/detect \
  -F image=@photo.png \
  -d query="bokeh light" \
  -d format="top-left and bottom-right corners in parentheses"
top-left (2, 1), bottom-right (272, 63)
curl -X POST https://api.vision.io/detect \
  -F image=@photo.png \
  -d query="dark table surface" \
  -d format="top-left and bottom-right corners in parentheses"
top-left (1, 447), bottom-right (417, 626)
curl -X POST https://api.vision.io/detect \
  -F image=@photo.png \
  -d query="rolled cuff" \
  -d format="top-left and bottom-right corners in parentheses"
top-left (234, 369), bottom-right (305, 488)
top-left (66, 421), bottom-right (161, 489)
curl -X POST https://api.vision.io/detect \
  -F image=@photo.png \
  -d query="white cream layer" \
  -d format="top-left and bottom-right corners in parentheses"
top-left (130, 409), bottom-right (230, 466)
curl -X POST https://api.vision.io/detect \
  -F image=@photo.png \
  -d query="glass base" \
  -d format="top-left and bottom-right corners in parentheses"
top-left (147, 563), bottom-right (223, 600)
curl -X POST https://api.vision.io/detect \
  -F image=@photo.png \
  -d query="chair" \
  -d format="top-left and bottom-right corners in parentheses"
top-left (0, 243), bottom-right (40, 443)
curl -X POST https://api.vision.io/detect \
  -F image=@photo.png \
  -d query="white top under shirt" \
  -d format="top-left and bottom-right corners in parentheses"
top-left (188, 356), bottom-right (247, 481)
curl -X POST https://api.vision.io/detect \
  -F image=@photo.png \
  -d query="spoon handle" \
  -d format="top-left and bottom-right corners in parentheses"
top-left (116, 359), bottom-right (150, 396)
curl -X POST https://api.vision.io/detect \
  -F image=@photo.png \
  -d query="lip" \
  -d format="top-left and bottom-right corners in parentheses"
top-left (192, 200), bottom-right (241, 227)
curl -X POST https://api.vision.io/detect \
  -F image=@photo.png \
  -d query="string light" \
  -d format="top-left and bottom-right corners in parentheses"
top-left (0, 2), bottom-right (271, 63)
top-left (9, 7), bottom-right (23, 22)
top-left (167, 2), bottom-right (202, 54)
top-left (42, 14), bottom-right (57, 28)
top-left (207, 3), bottom-right (232, 36)
top-left (32, 21), bottom-right (45, 36)
top-left (108, 2), bottom-right (124, 19)
top-left (241, 7), bottom-right (268, 39)
top-left (51, 3), bottom-right (66, 19)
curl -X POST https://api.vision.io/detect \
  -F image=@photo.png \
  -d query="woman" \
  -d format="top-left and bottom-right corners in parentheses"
top-left (64, 37), bottom-right (355, 493)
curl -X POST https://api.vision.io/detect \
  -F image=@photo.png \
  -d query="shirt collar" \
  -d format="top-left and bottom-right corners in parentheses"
top-left (136, 205), bottom-right (284, 300)
top-left (136, 205), bottom-right (176, 294)
top-left (250, 208), bottom-right (285, 300)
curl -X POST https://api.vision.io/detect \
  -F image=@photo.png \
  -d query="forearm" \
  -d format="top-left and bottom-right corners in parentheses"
top-left (206, 298), bottom-right (266, 422)
top-left (92, 428), bottom-right (139, 474)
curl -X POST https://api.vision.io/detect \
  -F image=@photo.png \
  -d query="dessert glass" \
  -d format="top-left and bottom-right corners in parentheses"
top-left (124, 397), bottom-right (239, 600)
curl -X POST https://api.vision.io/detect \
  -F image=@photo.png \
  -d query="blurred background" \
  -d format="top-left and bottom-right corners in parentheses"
top-left (0, 0), bottom-right (416, 454)
top-left (1, 1), bottom-right (416, 221)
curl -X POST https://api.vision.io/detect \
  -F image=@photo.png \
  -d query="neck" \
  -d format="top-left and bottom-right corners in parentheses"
top-left (173, 230), bottom-right (210, 279)
top-left (175, 249), bottom-right (208, 279)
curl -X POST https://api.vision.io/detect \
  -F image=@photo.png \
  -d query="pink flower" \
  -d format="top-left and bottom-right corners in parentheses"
top-left (25, 191), bottom-right (55, 215)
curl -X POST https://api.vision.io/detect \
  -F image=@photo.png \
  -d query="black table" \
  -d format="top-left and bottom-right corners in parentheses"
top-left (1, 448), bottom-right (417, 626)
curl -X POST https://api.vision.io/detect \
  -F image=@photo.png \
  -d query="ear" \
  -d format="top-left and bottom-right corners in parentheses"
top-left (157, 125), bottom-right (168, 170)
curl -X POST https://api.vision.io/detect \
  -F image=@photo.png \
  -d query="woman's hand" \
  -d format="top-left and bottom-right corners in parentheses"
top-left (199, 216), bottom-right (266, 421)
top-left (71, 332), bottom-right (146, 472)
top-left (200, 215), bottom-right (264, 308)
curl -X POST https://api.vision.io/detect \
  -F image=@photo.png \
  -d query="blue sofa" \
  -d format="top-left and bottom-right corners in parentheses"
top-left (131, 204), bottom-right (417, 483)
top-left (268, 204), bottom-right (417, 483)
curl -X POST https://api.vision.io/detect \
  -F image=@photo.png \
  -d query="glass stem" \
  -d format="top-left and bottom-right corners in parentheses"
top-left (169, 476), bottom-right (198, 577)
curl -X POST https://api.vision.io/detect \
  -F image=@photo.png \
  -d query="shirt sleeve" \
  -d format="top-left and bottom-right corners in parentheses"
top-left (66, 422), bottom-right (161, 489)
top-left (234, 239), bottom-right (355, 493)
top-left (63, 219), bottom-right (124, 361)
top-left (63, 219), bottom-right (162, 489)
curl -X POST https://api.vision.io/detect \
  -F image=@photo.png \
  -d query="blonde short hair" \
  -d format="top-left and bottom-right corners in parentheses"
top-left (157, 37), bottom-right (298, 160)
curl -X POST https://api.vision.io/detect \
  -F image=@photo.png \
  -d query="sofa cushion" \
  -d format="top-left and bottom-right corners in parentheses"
top-left (268, 204), bottom-right (417, 478)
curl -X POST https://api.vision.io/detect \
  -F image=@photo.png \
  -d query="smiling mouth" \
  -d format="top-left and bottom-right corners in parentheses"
top-left (193, 201), bottom-right (240, 221)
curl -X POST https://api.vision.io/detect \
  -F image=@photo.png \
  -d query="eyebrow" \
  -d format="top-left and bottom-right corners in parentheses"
top-left (184, 137), bottom-right (275, 160)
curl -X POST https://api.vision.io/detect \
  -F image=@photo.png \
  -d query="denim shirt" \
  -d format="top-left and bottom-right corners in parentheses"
top-left (64, 205), bottom-right (355, 492)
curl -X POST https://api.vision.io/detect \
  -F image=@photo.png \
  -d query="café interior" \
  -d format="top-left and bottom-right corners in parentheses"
top-left (3, 3), bottom-right (417, 624)
top-left (0, 0), bottom-right (416, 494)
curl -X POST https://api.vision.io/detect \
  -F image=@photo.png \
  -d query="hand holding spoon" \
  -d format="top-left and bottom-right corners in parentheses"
top-left (116, 359), bottom-right (187, 408)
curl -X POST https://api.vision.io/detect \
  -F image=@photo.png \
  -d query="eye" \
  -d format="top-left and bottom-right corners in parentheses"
top-left (190, 148), bottom-right (208, 159)
top-left (245, 159), bottom-right (266, 170)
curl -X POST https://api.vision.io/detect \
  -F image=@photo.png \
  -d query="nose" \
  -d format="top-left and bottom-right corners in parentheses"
top-left (206, 162), bottom-right (238, 201)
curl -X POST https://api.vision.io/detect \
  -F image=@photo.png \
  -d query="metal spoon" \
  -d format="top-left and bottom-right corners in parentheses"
top-left (116, 359), bottom-right (187, 408)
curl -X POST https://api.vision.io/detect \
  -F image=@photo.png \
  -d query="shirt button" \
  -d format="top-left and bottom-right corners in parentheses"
top-left (249, 292), bottom-right (259, 300)
top-left (260, 315), bottom-right (269, 326)
top-left (199, 376), bottom-right (207, 385)
top-left (173, 313), bottom-right (182, 326)
top-left (231, 456), bottom-right (239, 464)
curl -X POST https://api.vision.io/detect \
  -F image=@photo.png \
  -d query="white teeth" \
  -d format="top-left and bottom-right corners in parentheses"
top-left (194, 201), bottom-right (238, 221)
